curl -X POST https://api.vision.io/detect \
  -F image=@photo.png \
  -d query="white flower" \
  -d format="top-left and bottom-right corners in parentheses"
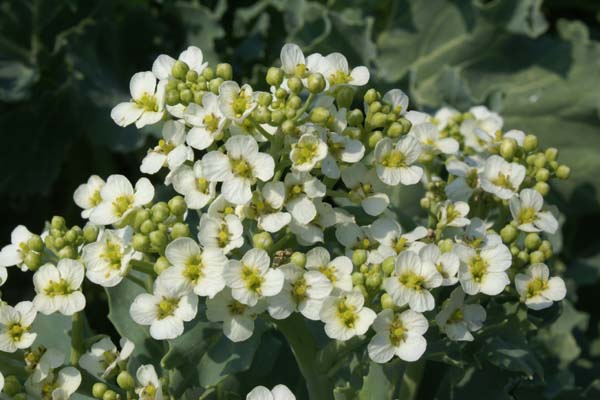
top-left (111, 71), bottom-right (165, 128)
top-left (267, 263), bottom-right (332, 320)
top-left (26, 347), bottom-right (65, 383)
top-left (89, 175), bottom-right (154, 225)
top-left (437, 201), bottom-right (470, 228)
top-left (248, 182), bottom-right (292, 233)
top-left (160, 237), bottom-right (226, 298)
top-left (509, 188), bottom-right (558, 234)
top-left (410, 122), bottom-right (458, 155)
top-left (419, 244), bottom-right (459, 286)
top-left (33, 259), bottom-right (86, 316)
top-left (374, 136), bottom-right (423, 186)
top-left (321, 132), bottom-right (365, 179)
top-left (460, 217), bottom-right (502, 249)
top-left (185, 92), bottom-right (227, 150)
top-left (305, 247), bottom-right (353, 291)
top-left (317, 52), bottom-right (369, 87)
top-left (289, 199), bottom-right (337, 245)
top-left (26, 366), bottom-right (81, 400)
top-left (0, 301), bottom-right (37, 352)
top-left (218, 81), bottom-right (257, 123)
top-left (433, 107), bottom-right (459, 129)
top-left (384, 251), bottom-right (442, 312)
top-left (284, 172), bottom-right (326, 225)
top-left (455, 243), bottom-right (511, 296)
top-left (436, 287), bottom-right (486, 342)
top-left (198, 214), bottom-right (244, 254)
top-left (339, 162), bottom-right (389, 216)
top-left (171, 161), bottom-right (216, 210)
top-left (460, 106), bottom-right (503, 151)
top-left (279, 43), bottom-right (322, 81)
top-left (140, 120), bottom-right (192, 175)
top-left (320, 290), bottom-right (376, 341)
top-left (0, 371), bottom-right (3, 392)
top-left (135, 364), bottom-right (163, 400)
top-left (129, 275), bottom-right (198, 340)
top-left (206, 288), bottom-right (266, 342)
top-left (515, 263), bottom-right (566, 310)
top-left (152, 46), bottom-right (207, 80)
top-left (0, 265), bottom-right (6, 287)
top-left (370, 217), bottom-right (428, 257)
top-left (79, 337), bottom-right (135, 378)
top-left (367, 309), bottom-right (428, 363)
top-left (247, 384), bottom-right (296, 400)
top-left (480, 155), bottom-right (525, 200)
top-left (202, 135), bottom-right (274, 205)
top-left (445, 158), bottom-right (481, 202)
top-left (83, 227), bottom-right (139, 287)
top-left (383, 89), bottom-right (409, 115)
top-left (224, 248), bottom-right (284, 306)
top-left (73, 175), bottom-right (105, 218)
top-left (0, 225), bottom-right (38, 271)
top-left (290, 134), bottom-right (328, 172)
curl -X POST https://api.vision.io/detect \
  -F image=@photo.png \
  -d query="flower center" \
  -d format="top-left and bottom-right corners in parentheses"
top-left (196, 177), bottom-right (209, 193)
top-left (492, 172), bottom-right (515, 190)
top-left (292, 140), bottom-right (320, 166)
top-left (112, 195), bottom-right (134, 217)
top-left (294, 64), bottom-right (308, 78)
top-left (136, 93), bottom-right (158, 112)
top-left (518, 207), bottom-right (537, 225)
top-left (394, 237), bottom-right (408, 253)
top-left (388, 316), bottom-right (406, 346)
top-left (329, 70), bottom-right (351, 85)
top-left (399, 271), bottom-right (425, 291)
top-left (444, 204), bottom-right (460, 223)
top-left (230, 158), bottom-right (253, 179)
top-left (101, 350), bottom-right (118, 369)
top-left (203, 113), bottom-right (220, 132)
top-left (526, 278), bottom-right (549, 298)
top-left (183, 254), bottom-right (204, 284)
top-left (448, 308), bottom-right (464, 324)
top-left (217, 225), bottom-right (230, 247)
top-left (319, 265), bottom-right (337, 283)
top-left (232, 92), bottom-right (251, 117)
top-left (8, 323), bottom-right (27, 342)
top-left (90, 190), bottom-right (102, 207)
top-left (381, 150), bottom-right (406, 168)
top-left (141, 384), bottom-right (157, 400)
top-left (469, 255), bottom-right (488, 283)
top-left (45, 279), bottom-right (74, 297)
top-left (156, 139), bottom-right (175, 154)
top-left (227, 300), bottom-right (247, 315)
top-left (336, 299), bottom-right (357, 328)
top-left (157, 298), bottom-right (179, 319)
top-left (292, 277), bottom-right (308, 301)
top-left (102, 240), bottom-right (123, 271)
top-left (241, 264), bottom-right (265, 294)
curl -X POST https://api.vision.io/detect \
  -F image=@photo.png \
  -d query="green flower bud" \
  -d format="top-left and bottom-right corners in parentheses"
top-left (398, 117), bottom-right (412, 134)
top-left (420, 197), bottom-right (430, 209)
top-left (117, 371), bottom-right (135, 391)
top-left (307, 73), bottom-right (326, 93)
top-left (58, 246), bottom-right (76, 259)
top-left (517, 250), bottom-right (530, 264)
top-left (347, 109), bottom-right (364, 126)
top-left (177, 82), bottom-right (187, 91)
top-left (380, 293), bottom-right (395, 309)
top-left (166, 79), bottom-right (179, 91)
top-left (535, 168), bottom-right (550, 182)
top-left (499, 138), bottom-right (518, 160)
top-left (382, 256), bottom-right (396, 276)
top-left (186, 70), bottom-right (198, 83)
top-left (103, 390), bottom-right (119, 400)
top-left (149, 230), bottom-right (167, 251)
top-left (534, 181), bottom-right (550, 196)
top-left (133, 209), bottom-right (151, 230)
top-left (151, 203), bottom-right (170, 223)
top-left (83, 225), bottom-right (100, 243)
top-left (291, 252), bottom-right (306, 268)
top-left (310, 107), bottom-right (330, 124)
top-left (216, 63), bottom-right (233, 80)
top-left (523, 134), bottom-right (538, 152)
top-left (13, 394), bottom-right (27, 400)
top-left (500, 224), bottom-right (518, 244)
top-left (140, 220), bottom-right (156, 235)
top-left (284, 107), bottom-right (297, 119)
top-left (252, 232), bottom-right (273, 250)
top-left (352, 272), bottom-right (364, 286)
top-left (287, 95), bottom-right (302, 110)
top-left (545, 147), bottom-right (558, 162)
top-left (364, 88), bottom-right (379, 105)
top-left (51, 216), bottom-right (66, 230)
top-left (386, 121), bottom-right (403, 138)
top-left (281, 120), bottom-right (296, 135)
top-left (3, 375), bottom-right (22, 395)
top-left (170, 222), bottom-right (190, 239)
top-left (24, 251), bottom-right (42, 270)
top-left (166, 89), bottom-right (180, 106)
top-left (275, 87), bottom-right (287, 99)
top-left (271, 110), bottom-right (285, 126)
top-left (92, 382), bottom-right (108, 398)
top-left (419, 152), bottom-right (434, 163)
top-left (369, 112), bottom-right (387, 128)
top-left (132, 233), bottom-right (150, 252)
top-left (209, 78), bottom-right (223, 94)
top-left (287, 77), bottom-right (303, 93)
top-left (336, 86), bottom-right (355, 109)
top-left (168, 196), bottom-right (187, 216)
top-left (179, 89), bottom-right (193, 105)
top-left (193, 90), bottom-right (205, 104)
top-left (254, 107), bottom-right (271, 125)
top-left (534, 153), bottom-right (546, 169)
top-left (64, 229), bottom-right (78, 244)
top-left (365, 272), bottom-right (382, 289)
top-left (258, 92), bottom-right (272, 107)
top-left (355, 284), bottom-right (367, 298)
top-left (510, 244), bottom-right (520, 256)
top-left (359, 264), bottom-right (368, 273)
top-left (54, 237), bottom-right (65, 249)
top-left (367, 130), bottom-right (383, 149)
top-left (524, 233), bottom-right (541, 250)
top-left (27, 235), bottom-right (44, 252)
top-left (556, 165), bottom-right (571, 179)
top-left (202, 67), bottom-right (214, 81)
top-left (368, 101), bottom-right (382, 113)
top-left (266, 67), bottom-right (284, 87)
top-left (548, 160), bottom-right (559, 171)
top-left (539, 240), bottom-right (553, 259)
top-left (172, 60), bottom-right (189, 80)
top-left (529, 250), bottom-right (545, 264)
top-left (438, 239), bottom-right (454, 253)
top-left (154, 256), bottom-right (170, 275)
top-left (352, 249), bottom-right (368, 267)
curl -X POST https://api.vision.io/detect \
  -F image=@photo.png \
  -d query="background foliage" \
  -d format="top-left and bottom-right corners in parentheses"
top-left (1, 0), bottom-right (599, 398)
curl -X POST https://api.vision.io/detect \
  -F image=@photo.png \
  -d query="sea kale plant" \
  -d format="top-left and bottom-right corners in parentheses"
top-left (0, 43), bottom-right (572, 399)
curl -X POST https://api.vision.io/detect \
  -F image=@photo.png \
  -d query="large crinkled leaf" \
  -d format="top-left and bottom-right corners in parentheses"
top-left (357, 360), bottom-right (405, 400)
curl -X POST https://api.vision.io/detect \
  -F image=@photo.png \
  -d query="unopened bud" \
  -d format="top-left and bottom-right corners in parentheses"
top-left (2, 375), bottom-right (22, 395)
top-left (335, 86), bottom-right (355, 109)
top-left (364, 88), bottom-right (379, 105)
top-left (170, 222), bottom-right (190, 239)
top-left (534, 181), bottom-right (550, 196)
top-left (529, 250), bottom-right (545, 264)
top-left (499, 138), bottom-right (517, 159)
top-left (287, 77), bottom-right (303, 93)
top-left (27, 235), bottom-right (44, 252)
top-left (556, 165), bottom-right (570, 179)
top-left (92, 382), bottom-right (108, 398)
top-left (352, 249), bottom-right (368, 267)
top-left (347, 109), bottom-right (364, 126)
top-left (310, 107), bottom-right (330, 124)
top-left (524, 233), bottom-right (541, 250)
top-left (352, 272), bottom-right (364, 286)
top-left (307, 73), bottom-right (326, 93)
top-left (168, 196), bottom-right (187, 216)
top-left (500, 224), bottom-right (518, 244)
top-left (290, 252), bottom-right (306, 268)
top-left (266, 67), bottom-right (284, 87)
top-left (380, 293), bottom-right (395, 309)
top-left (535, 168), bottom-right (550, 182)
top-left (523, 134), bottom-right (538, 152)
top-left (367, 130), bottom-right (383, 149)
top-left (545, 147), bottom-right (558, 162)
top-left (382, 256), bottom-right (396, 276)
top-left (252, 232), bottom-right (273, 250)
top-left (154, 256), bottom-right (170, 275)
top-left (172, 60), bottom-right (189, 80)
top-left (117, 371), bottom-right (135, 391)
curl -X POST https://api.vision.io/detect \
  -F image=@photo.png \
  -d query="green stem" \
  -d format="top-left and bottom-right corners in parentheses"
top-left (398, 360), bottom-right (425, 400)
top-left (126, 274), bottom-right (149, 291)
top-left (293, 93), bottom-right (315, 121)
top-left (271, 232), bottom-right (293, 253)
top-left (70, 311), bottom-right (85, 365)
top-left (274, 315), bottom-right (333, 400)
top-left (129, 259), bottom-right (157, 277)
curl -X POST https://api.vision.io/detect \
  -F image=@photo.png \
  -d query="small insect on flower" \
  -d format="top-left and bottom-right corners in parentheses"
top-left (515, 263), bottom-right (566, 310)
top-left (33, 259), bottom-right (86, 316)
top-left (368, 309), bottom-right (428, 363)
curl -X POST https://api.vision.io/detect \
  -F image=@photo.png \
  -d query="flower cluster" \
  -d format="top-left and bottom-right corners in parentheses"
top-left (0, 43), bottom-right (571, 399)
